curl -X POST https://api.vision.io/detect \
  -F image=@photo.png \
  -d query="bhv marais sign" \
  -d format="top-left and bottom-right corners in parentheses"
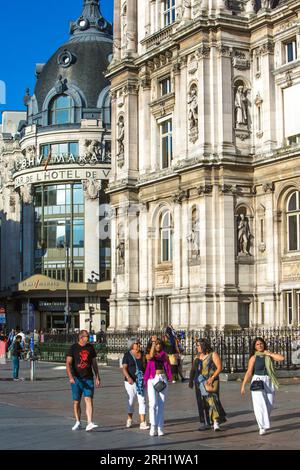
top-left (14, 167), bottom-right (110, 189)
top-left (18, 275), bottom-right (67, 292)
top-left (14, 152), bottom-right (111, 173)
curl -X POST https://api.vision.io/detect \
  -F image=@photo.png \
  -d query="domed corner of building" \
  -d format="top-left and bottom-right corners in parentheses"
top-left (0, 1), bottom-right (113, 335)
top-left (33, 0), bottom-right (113, 119)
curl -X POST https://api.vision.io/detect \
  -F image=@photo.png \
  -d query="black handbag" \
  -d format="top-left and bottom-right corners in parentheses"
top-left (250, 379), bottom-right (264, 391)
top-left (154, 380), bottom-right (167, 393)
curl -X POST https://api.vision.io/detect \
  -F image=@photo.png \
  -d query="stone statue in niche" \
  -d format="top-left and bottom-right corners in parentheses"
top-left (188, 85), bottom-right (199, 143)
top-left (188, 86), bottom-right (198, 129)
top-left (235, 85), bottom-right (248, 127)
top-left (188, 218), bottom-right (200, 258)
top-left (117, 116), bottom-right (125, 167)
top-left (237, 214), bottom-right (253, 255)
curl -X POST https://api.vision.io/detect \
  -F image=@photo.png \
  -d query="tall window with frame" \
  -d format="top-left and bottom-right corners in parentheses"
top-left (162, 0), bottom-right (176, 28)
top-left (160, 211), bottom-right (173, 262)
top-left (159, 76), bottom-right (172, 96)
top-left (286, 292), bottom-right (293, 325)
top-left (160, 118), bottom-right (173, 169)
top-left (287, 191), bottom-right (300, 252)
top-left (285, 38), bottom-right (297, 63)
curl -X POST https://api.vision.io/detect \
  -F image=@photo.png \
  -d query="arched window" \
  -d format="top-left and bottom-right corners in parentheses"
top-left (102, 93), bottom-right (111, 126)
top-left (49, 95), bottom-right (73, 125)
top-left (160, 211), bottom-right (173, 262)
top-left (287, 191), bottom-right (300, 251)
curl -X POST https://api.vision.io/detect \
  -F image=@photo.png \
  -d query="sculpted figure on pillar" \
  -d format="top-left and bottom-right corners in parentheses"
top-left (237, 213), bottom-right (253, 255)
top-left (117, 115), bottom-right (125, 161)
top-left (235, 85), bottom-right (248, 127)
top-left (188, 85), bottom-right (198, 130)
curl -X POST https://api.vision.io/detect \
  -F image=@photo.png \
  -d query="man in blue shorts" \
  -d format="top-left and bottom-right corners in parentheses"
top-left (66, 330), bottom-right (101, 431)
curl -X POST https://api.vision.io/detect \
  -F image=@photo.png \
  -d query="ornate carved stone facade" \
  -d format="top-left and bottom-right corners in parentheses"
top-left (107, 0), bottom-right (300, 330)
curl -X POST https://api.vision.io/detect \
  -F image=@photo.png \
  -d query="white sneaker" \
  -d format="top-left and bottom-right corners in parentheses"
top-left (72, 421), bottom-right (81, 431)
top-left (86, 422), bottom-right (99, 432)
top-left (126, 419), bottom-right (133, 428)
top-left (158, 427), bottom-right (164, 436)
top-left (149, 426), bottom-right (157, 436)
top-left (140, 422), bottom-right (150, 430)
top-left (213, 421), bottom-right (220, 432)
top-left (259, 429), bottom-right (266, 435)
top-left (172, 380), bottom-right (176, 384)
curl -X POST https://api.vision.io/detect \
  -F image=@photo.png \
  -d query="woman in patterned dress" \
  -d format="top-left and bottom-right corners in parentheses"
top-left (189, 338), bottom-right (226, 431)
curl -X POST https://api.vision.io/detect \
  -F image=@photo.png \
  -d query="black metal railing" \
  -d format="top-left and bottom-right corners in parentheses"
top-left (40, 327), bottom-right (300, 372)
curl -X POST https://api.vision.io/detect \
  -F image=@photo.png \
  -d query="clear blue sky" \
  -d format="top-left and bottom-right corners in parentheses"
top-left (0, 0), bottom-right (113, 118)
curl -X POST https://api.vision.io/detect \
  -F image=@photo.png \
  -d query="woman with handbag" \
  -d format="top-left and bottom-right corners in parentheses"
top-left (122, 338), bottom-right (149, 430)
top-left (241, 337), bottom-right (284, 435)
top-left (189, 339), bottom-right (226, 431)
top-left (144, 338), bottom-right (172, 437)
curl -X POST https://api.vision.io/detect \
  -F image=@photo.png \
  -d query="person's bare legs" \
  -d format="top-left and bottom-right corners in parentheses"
top-left (74, 401), bottom-right (81, 422)
top-left (85, 397), bottom-right (93, 425)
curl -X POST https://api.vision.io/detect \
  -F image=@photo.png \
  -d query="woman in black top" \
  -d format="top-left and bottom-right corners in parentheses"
top-left (122, 338), bottom-right (149, 430)
top-left (241, 337), bottom-right (284, 435)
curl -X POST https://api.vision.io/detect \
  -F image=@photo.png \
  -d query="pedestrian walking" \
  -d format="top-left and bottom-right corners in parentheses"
top-left (189, 338), bottom-right (226, 431)
top-left (0, 331), bottom-right (7, 364)
top-left (241, 337), bottom-right (284, 435)
top-left (12, 335), bottom-right (24, 381)
top-left (163, 326), bottom-right (179, 383)
top-left (66, 330), bottom-right (101, 432)
top-left (122, 338), bottom-right (149, 430)
top-left (144, 337), bottom-right (172, 437)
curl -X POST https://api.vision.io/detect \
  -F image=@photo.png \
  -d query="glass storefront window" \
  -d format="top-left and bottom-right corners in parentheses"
top-left (40, 142), bottom-right (79, 159)
top-left (33, 183), bottom-right (85, 281)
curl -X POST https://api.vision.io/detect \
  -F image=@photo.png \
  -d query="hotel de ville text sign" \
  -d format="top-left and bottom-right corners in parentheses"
top-left (14, 167), bottom-right (110, 189)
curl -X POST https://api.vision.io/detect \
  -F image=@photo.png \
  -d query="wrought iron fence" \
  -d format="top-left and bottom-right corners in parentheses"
top-left (38, 343), bottom-right (107, 363)
top-left (40, 327), bottom-right (300, 372)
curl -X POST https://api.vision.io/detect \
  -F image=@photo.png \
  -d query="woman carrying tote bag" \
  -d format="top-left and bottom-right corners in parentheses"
top-left (144, 337), bottom-right (172, 437)
top-left (241, 337), bottom-right (284, 435)
top-left (189, 338), bottom-right (226, 431)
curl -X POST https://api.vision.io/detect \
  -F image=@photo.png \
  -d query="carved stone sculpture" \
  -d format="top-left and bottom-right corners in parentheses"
top-left (237, 214), bottom-right (252, 255)
top-left (82, 178), bottom-right (102, 200)
top-left (235, 85), bottom-right (248, 127)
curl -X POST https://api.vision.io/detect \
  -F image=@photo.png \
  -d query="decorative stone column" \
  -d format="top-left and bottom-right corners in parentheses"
top-left (113, 0), bottom-right (121, 60)
top-left (126, 0), bottom-right (137, 56)
top-left (83, 179), bottom-right (101, 282)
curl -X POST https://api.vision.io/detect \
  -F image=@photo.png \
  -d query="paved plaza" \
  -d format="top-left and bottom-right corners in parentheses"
top-left (0, 360), bottom-right (299, 451)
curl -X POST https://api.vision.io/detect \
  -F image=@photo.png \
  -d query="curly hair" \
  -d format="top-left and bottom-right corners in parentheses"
top-left (196, 338), bottom-right (213, 354)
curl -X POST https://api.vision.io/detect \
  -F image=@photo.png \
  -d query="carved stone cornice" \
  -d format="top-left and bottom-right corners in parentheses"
top-left (216, 44), bottom-right (232, 58)
top-left (173, 190), bottom-right (189, 204)
top-left (262, 182), bottom-right (275, 193)
top-left (196, 44), bottom-right (210, 60)
top-left (232, 51), bottom-right (250, 70)
top-left (198, 185), bottom-right (213, 196)
top-left (258, 41), bottom-right (274, 56)
top-left (219, 184), bottom-right (242, 195)
top-left (140, 76), bottom-right (151, 90)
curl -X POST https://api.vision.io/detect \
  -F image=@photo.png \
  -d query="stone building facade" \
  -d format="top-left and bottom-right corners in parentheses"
top-left (0, 1), bottom-right (112, 332)
top-left (107, 0), bottom-right (300, 330)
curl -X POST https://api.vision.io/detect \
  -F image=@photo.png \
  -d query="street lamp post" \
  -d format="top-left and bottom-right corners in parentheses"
top-left (58, 241), bottom-right (70, 335)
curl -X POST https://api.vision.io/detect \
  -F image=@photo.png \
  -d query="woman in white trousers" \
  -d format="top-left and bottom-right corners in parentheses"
top-left (122, 338), bottom-right (149, 430)
top-left (144, 338), bottom-right (173, 437)
top-left (241, 337), bottom-right (284, 435)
